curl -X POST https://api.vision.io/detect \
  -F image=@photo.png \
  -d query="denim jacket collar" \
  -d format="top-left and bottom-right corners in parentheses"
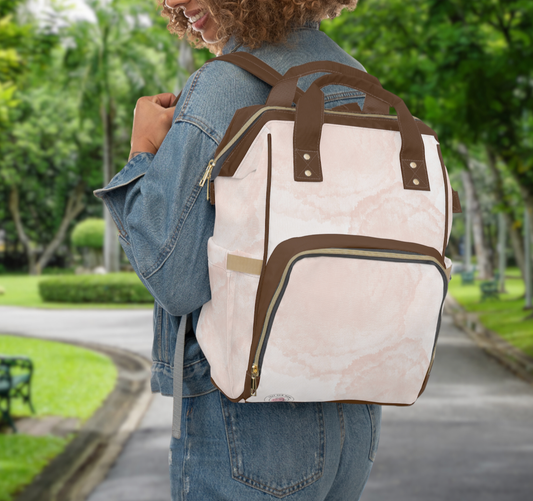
top-left (221, 19), bottom-right (321, 55)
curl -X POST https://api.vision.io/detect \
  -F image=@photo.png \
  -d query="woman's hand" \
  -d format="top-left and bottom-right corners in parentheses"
top-left (129, 92), bottom-right (176, 161)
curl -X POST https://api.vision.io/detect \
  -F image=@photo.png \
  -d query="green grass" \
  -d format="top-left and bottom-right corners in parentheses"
top-left (0, 334), bottom-right (118, 500)
top-left (448, 268), bottom-right (533, 358)
top-left (0, 274), bottom-right (153, 309)
top-left (0, 435), bottom-right (69, 501)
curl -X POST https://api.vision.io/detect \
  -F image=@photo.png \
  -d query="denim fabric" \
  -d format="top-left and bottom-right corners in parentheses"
top-left (93, 19), bottom-right (369, 396)
top-left (169, 390), bottom-right (381, 500)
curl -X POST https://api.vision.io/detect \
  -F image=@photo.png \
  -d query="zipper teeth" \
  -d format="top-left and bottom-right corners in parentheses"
top-left (212, 106), bottom-right (407, 166)
top-left (252, 249), bottom-right (445, 370)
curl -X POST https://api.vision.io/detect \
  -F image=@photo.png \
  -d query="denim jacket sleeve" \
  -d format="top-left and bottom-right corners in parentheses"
top-left (93, 109), bottom-right (218, 317)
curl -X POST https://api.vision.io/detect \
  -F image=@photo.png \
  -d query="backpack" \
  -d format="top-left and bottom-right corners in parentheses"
top-left (190, 52), bottom-right (462, 406)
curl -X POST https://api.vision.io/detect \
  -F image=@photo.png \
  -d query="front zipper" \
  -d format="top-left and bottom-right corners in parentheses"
top-left (249, 248), bottom-right (447, 396)
top-left (198, 106), bottom-right (416, 199)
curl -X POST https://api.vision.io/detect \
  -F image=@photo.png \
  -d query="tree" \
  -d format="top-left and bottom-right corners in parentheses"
top-left (62, 0), bottom-right (179, 272)
top-left (322, 0), bottom-right (533, 279)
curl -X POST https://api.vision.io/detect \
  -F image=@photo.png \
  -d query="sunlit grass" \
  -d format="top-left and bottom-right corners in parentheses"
top-left (0, 435), bottom-right (71, 501)
top-left (0, 335), bottom-right (117, 500)
top-left (0, 334), bottom-right (117, 419)
top-left (0, 274), bottom-right (153, 309)
top-left (448, 267), bottom-right (533, 358)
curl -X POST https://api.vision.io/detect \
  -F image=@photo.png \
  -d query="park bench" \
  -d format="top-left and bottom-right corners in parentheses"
top-left (461, 270), bottom-right (475, 285)
top-left (480, 279), bottom-right (500, 301)
top-left (0, 355), bottom-right (35, 433)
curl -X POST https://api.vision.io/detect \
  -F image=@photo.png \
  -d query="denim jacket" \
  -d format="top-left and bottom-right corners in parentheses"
top-left (94, 19), bottom-right (369, 400)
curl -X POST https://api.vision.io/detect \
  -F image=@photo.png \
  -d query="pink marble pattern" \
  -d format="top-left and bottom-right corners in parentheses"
top-left (246, 256), bottom-right (445, 403)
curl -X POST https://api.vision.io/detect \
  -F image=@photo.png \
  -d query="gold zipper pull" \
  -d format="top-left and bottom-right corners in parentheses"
top-left (199, 159), bottom-right (216, 200)
top-left (250, 363), bottom-right (259, 396)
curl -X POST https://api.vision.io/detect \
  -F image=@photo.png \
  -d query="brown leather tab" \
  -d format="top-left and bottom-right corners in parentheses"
top-left (401, 159), bottom-right (430, 191)
top-left (362, 97), bottom-right (389, 115)
top-left (294, 149), bottom-right (323, 182)
top-left (452, 189), bottom-right (462, 213)
top-left (209, 180), bottom-right (215, 205)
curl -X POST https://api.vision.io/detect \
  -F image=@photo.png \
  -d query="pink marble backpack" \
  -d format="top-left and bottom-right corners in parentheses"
top-left (195, 53), bottom-right (462, 405)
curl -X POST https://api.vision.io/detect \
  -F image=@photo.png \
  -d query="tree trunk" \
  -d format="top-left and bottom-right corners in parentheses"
top-left (9, 183), bottom-right (85, 275)
top-left (459, 145), bottom-right (494, 280)
top-left (9, 187), bottom-right (38, 274)
top-left (102, 99), bottom-right (120, 273)
top-left (35, 181), bottom-right (86, 273)
top-left (486, 148), bottom-right (526, 280)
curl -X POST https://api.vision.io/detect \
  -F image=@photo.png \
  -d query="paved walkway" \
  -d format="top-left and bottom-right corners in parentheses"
top-left (2, 304), bottom-right (533, 500)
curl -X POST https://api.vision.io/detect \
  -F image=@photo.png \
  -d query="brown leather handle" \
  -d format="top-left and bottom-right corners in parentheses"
top-left (291, 72), bottom-right (429, 192)
top-left (266, 60), bottom-right (389, 114)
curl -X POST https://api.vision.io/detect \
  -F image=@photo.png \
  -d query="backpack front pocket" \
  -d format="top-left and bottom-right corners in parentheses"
top-left (246, 236), bottom-right (449, 405)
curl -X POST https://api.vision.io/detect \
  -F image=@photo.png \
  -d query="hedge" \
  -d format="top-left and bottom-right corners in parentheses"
top-left (38, 273), bottom-right (154, 303)
top-left (71, 218), bottom-right (105, 249)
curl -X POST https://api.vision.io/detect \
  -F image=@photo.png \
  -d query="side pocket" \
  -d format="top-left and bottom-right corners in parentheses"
top-left (366, 404), bottom-right (382, 462)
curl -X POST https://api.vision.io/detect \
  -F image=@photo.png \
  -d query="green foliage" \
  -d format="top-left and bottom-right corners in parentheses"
top-left (322, 0), bottom-right (533, 179)
top-left (449, 268), bottom-right (533, 358)
top-left (0, 274), bottom-right (153, 308)
top-left (0, 434), bottom-right (69, 501)
top-left (71, 218), bottom-right (105, 249)
top-left (38, 273), bottom-right (154, 303)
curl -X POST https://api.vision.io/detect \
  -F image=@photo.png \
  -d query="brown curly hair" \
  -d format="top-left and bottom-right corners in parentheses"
top-left (160, 0), bottom-right (359, 55)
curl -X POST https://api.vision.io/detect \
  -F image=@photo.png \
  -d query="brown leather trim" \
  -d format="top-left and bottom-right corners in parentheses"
top-left (246, 133), bottom-right (273, 398)
top-left (217, 108), bottom-right (438, 178)
top-left (241, 235), bottom-right (446, 400)
top-left (452, 190), bottom-right (463, 213)
top-left (437, 143), bottom-right (449, 257)
top-left (209, 180), bottom-right (215, 205)
top-left (295, 73), bottom-right (428, 188)
top-left (265, 60), bottom-right (385, 108)
top-left (332, 102), bottom-right (362, 113)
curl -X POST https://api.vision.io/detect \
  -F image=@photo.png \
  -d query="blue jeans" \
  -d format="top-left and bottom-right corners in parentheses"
top-left (169, 390), bottom-right (381, 500)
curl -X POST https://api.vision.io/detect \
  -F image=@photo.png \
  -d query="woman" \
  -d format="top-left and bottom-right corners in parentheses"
top-left (94, 1), bottom-right (382, 499)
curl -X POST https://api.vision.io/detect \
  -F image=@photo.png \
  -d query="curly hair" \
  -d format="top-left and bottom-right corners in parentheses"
top-left (160, 0), bottom-right (359, 55)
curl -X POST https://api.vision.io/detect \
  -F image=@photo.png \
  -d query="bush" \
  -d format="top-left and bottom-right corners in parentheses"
top-left (38, 273), bottom-right (154, 303)
top-left (71, 218), bottom-right (105, 249)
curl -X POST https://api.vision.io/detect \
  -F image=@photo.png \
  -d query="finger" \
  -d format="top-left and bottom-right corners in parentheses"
top-left (155, 92), bottom-right (177, 108)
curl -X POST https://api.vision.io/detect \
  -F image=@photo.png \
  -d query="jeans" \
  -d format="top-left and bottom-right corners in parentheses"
top-left (169, 390), bottom-right (381, 500)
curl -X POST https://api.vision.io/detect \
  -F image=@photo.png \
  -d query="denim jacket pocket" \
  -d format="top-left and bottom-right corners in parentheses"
top-left (220, 393), bottom-right (325, 498)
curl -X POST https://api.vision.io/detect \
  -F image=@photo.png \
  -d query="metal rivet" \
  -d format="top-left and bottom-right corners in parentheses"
top-left (410, 162), bottom-right (417, 169)
top-left (413, 179), bottom-right (420, 186)
top-left (304, 170), bottom-right (312, 177)
top-left (303, 154), bottom-right (311, 160)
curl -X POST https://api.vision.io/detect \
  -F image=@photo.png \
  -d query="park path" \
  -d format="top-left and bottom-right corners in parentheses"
top-left (1, 304), bottom-right (533, 500)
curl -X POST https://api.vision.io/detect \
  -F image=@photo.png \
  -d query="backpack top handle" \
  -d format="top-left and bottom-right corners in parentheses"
top-left (291, 72), bottom-right (429, 191)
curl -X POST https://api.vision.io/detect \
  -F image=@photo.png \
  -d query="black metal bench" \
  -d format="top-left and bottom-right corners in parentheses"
top-left (0, 355), bottom-right (35, 432)
top-left (480, 280), bottom-right (500, 301)
top-left (461, 270), bottom-right (475, 285)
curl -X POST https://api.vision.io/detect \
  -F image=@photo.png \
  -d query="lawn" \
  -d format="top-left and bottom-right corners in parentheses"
top-left (0, 274), bottom-right (153, 309)
top-left (0, 334), bottom-right (118, 501)
top-left (448, 268), bottom-right (533, 359)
